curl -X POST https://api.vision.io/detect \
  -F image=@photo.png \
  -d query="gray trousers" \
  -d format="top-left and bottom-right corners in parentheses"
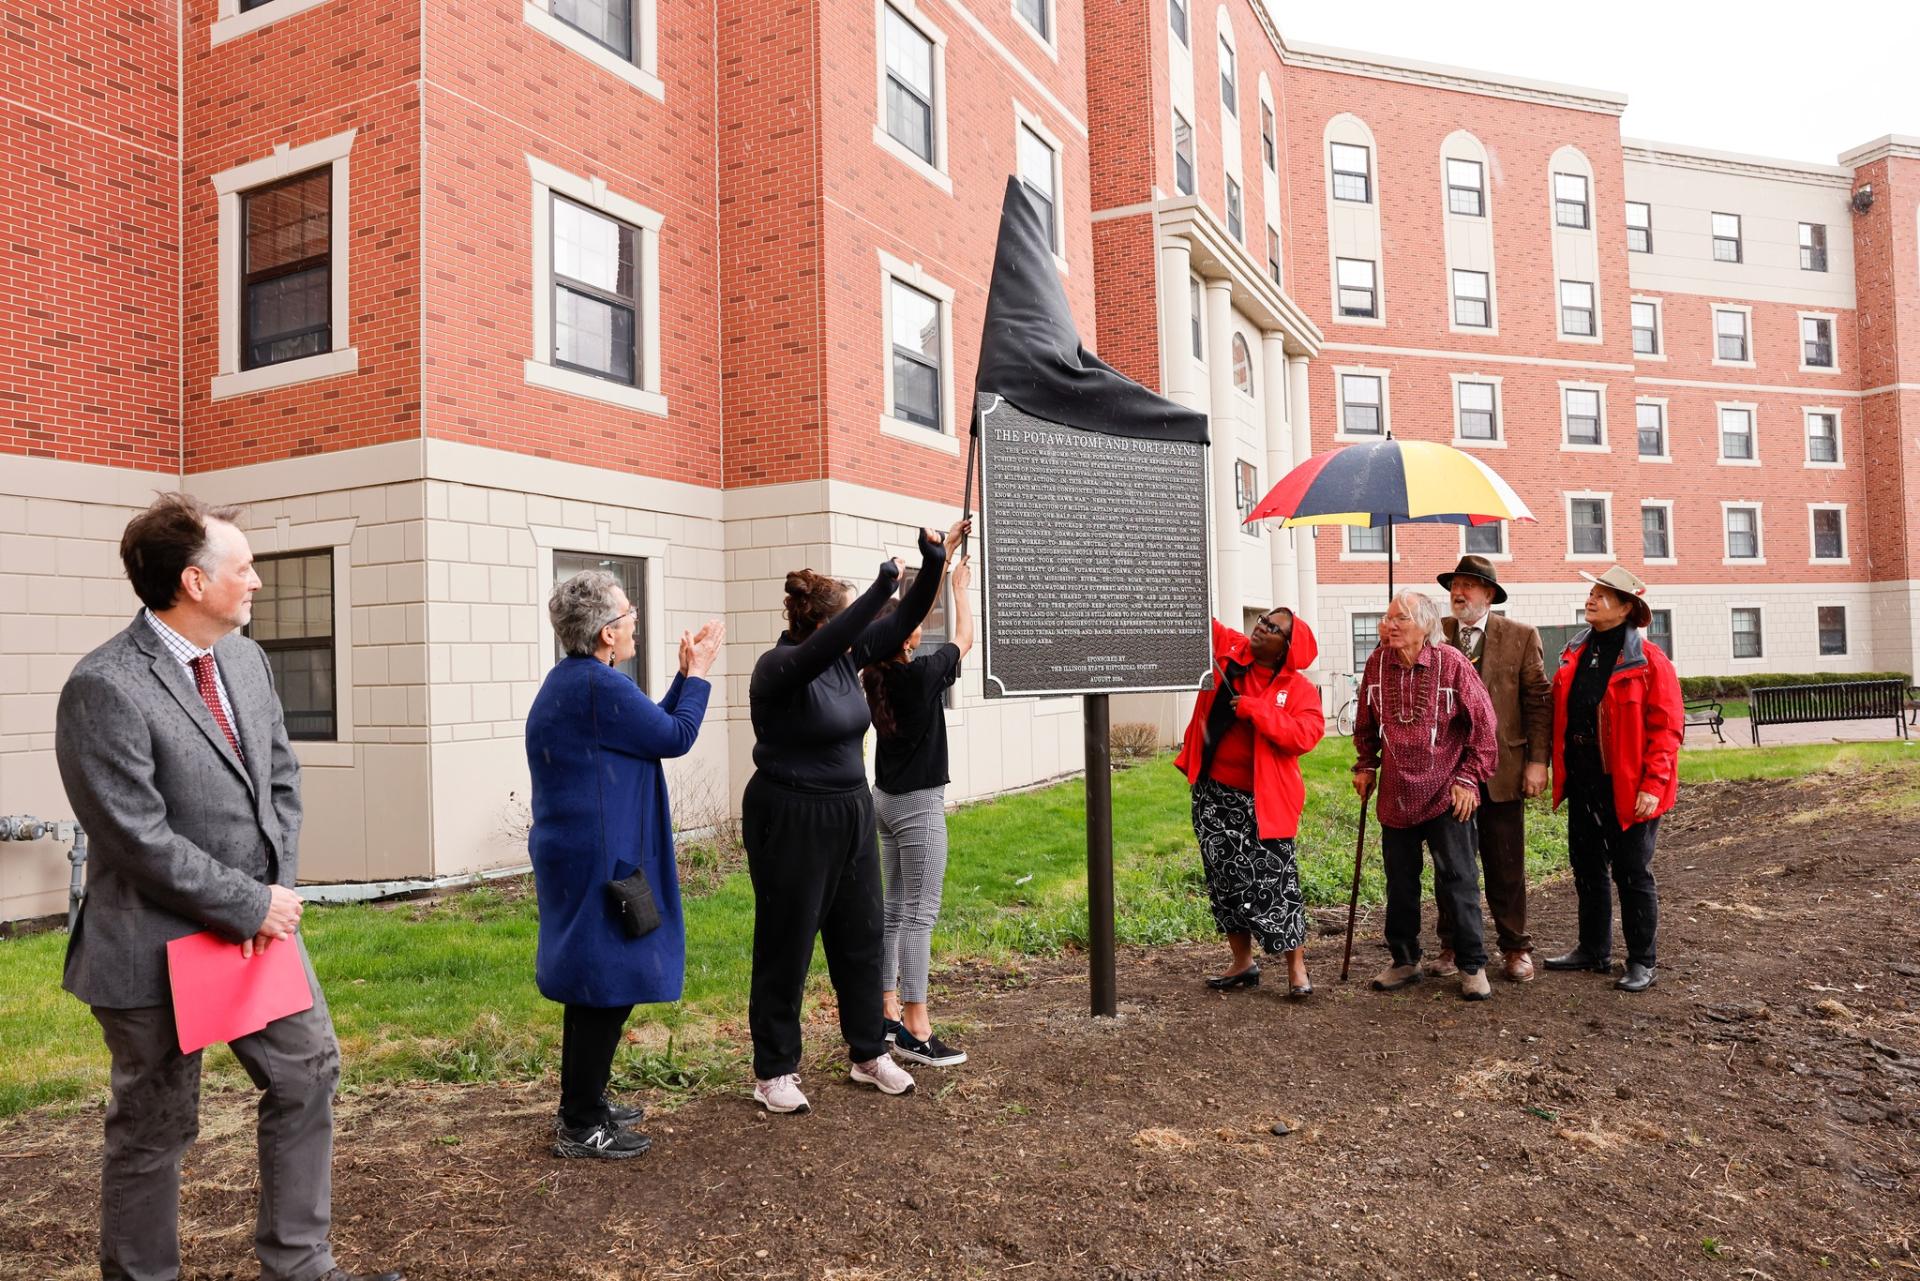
top-left (90, 960), bottom-right (341, 1281)
top-left (876, 784), bottom-right (948, 1004)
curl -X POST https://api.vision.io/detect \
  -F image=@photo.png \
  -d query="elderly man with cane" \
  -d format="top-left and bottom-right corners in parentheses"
top-left (1351, 590), bottom-right (1499, 1000)
top-left (1426, 555), bottom-right (1552, 983)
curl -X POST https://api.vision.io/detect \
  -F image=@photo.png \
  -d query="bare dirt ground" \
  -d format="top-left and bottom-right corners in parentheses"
top-left (4, 770), bottom-right (1918, 1280)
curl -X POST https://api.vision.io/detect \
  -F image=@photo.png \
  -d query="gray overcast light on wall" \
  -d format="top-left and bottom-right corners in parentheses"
top-left (1270, 0), bottom-right (1917, 162)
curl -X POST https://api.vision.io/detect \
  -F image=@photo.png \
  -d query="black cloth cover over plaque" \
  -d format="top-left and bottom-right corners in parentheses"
top-left (972, 178), bottom-right (1213, 697)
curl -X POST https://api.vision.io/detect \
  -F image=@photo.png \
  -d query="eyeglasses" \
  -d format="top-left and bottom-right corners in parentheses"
top-left (599, 606), bottom-right (637, 632)
top-left (1251, 611), bottom-right (1290, 635)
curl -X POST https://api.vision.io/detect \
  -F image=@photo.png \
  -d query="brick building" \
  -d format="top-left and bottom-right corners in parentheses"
top-left (2, 0), bottom-right (1915, 919)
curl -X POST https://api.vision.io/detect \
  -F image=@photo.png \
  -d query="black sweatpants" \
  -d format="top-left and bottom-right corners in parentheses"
top-left (1380, 811), bottom-right (1488, 973)
top-left (743, 773), bottom-right (887, 1080)
top-left (559, 1003), bottom-right (633, 1132)
top-left (1565, 753), bottom-right (1660, 967)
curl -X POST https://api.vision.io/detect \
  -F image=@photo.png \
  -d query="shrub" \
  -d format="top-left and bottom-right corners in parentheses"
top-left (1110, 721), bottom-right (1162, 759)
top-left (1680, 671), bottom-right (1911, 700)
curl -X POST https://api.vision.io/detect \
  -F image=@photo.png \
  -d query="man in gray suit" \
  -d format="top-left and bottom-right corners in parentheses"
top-left (56, 492), bottom-right (401, 1281)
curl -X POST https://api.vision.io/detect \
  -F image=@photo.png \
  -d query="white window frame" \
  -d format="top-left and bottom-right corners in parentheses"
top-left (1564, 491), bottom-right (1613, 562)
top-left (1449, 373), bottom-right (1504, 448)
top-left (1333, 256), bottom-right (1381, 323)
top-left (212, 0), bottom-right (340, 47)
top-left (1720, 500), bottom-right (1765, 566)
top-left (1011, 0), bottom-right (1056, 57)
top-left (1556, 279), bottom-right (1597, 341)
top-left (1711, 303), bottom-right (1754, 369)
top-left (1629, 294), bottom-right (1664, 361)
top-left (873, 0), bottom-right (951, 193)
top-left (1711, 211), bottom-right (1743, 263)
top-left (524, 154), bottom-right (667, 417)
top-left (1235, 458), bottom-right (1262, 538)
top-left (877, 249), bottom-right (959, 454)
top-left (522, 0), bottom-right (664, 100)
top-left (1340, 523), bottom-right (1398, 562)
top-left (210, 130), bottom-right (359, 401)
top-left (1807, 503), bottom-right (1849, 565)
top-left (1459, 519), bottom-right (1509, 562)
top-left (1716, 400), bottom-right (1760, 467)
top-left (1450, 268), bottom-right (1493, 330)
top-left (1013, 102), bottom-right (1068, 272)
top-left (1625, 200), bottom-right (1652, 252)
top-left (1347, 608), bottom-right (1386, 672)
top-left (1728, 604), bottom-right (1765, 664)
top-left (1634, 397), bottom-right (1670, 463)
top-left (1813, 602), bottom-right (1849, 659)
top-left (1333, 366), bottom-right (1388, 441)
top-left (1558, 381), bottom-right (1608, 453)
top-left (1797, 310), bottom-right (1839, 374)
top-left (1639, 498), bottom-right (1676, 566)
top-left (1552, 171), bottom-right (1590, 229)
top-left (1803, 406), bottom-right (1844, 469)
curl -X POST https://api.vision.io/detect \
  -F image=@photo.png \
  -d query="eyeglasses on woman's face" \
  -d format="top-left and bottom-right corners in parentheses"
top-left (1251, 610), bottom-right (1290, 636)
top-left (600, 605), bottom-right (637, 632)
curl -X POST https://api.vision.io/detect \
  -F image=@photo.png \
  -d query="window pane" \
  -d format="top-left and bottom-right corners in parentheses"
top-left (891, 280), bottom-right (941, 428)
top-left (1818, 606), bottom-right (1846, 655)
top-left (886, 80), bottom-right (933, 161)
top-left (553, 198), bottom-right (634, 296)
top-left (552, 551), bottom-right (646, 687)
top-left (893, 352), bottom-right (939, 427)
top-left (1231, 335), bottom-right (1252, 394)
top-left (1565, 387), bottom-right (1599, 443)
top-left (248, 550), bottom-right (336, 740)
top-left (1641, 506), bottom-right (1669, 559)
top-left (1352, 613), bottom-right (1382, 667)
top-left (1168, 0), bottom-right (1187, 43)
top-left (1572, 499), bottom-right (1607, 554)
top-left (1648, 610), bottom-right (1673, 657)
top-left (245, 267), bottom-right (329, 368)
top-left (890, 281), bottom-right (939, 358)
top-left (1636, 403), bottom-right (1664, 456)
top-left (554, 0), bottom-right (630, 56)
top-left (1173, 112), bottom-right (1194, 195)
top-left (1446, 159), bottom-right (1483, 216)
top-left (1348, 525), bottom-right (1386, 553)
top-left (554, 285), bottom-right (636, 382)
top-left (1464, 522), bottom-right (1502, 554)
top-left (884, 7), bottom-right (932, 96)
top-left (1808, 413), bottom-right (1838, 462)
top-left (1190, 277), bottom-right (1202, 358)
top-left (1219, 36), bottom-right (1235, 110)
top-left (1732, 609), bottom-right (1761, 658)
top-left (1014, 0), bottom-right (1047, 36)
top-left (1711, 212), bottom-right (1740, 237)
top-left (1554, 172), bottom-right (1587, 202)
top-left (1330, 144), bottom-right (1370, 202)
top-left (1225, 176), bottom-right (1242, 239)
top-left (1625, 201), bottom-right (1650, 229)
top-left (1813, 509), bottom-right (1843, 559)
top-left (245, 172), bottom-right (330, 274)
top-left (1720, 409), bottom-right (1752, 458)
top-left (1261, 104), bottom-right (1276, 168)
top-left (1800, 222), bottom-right (1828, 271)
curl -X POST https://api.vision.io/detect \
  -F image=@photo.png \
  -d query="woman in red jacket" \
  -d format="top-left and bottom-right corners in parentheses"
top-left (1543, 567), bottom-right (1684, 994)
top-left (1175, 608), bottom-right (1326, 997)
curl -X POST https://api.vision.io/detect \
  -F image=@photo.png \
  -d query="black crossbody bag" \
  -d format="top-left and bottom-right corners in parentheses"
top-left (589, 667), bottom-right (661, 940)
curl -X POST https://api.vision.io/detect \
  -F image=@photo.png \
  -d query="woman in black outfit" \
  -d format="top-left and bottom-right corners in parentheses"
top-left (745, 527), bottom-right (948, 1114)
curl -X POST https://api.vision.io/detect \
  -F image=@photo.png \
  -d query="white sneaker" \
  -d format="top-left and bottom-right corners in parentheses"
top-left (850, 1055), bottom-right (915, 1096)
top-left (753, 1073), bottom-right (809, 1114)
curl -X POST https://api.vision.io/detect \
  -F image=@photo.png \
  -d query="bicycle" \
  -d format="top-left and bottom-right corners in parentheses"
top-left (1331, 672), bottom-right (1360, 737)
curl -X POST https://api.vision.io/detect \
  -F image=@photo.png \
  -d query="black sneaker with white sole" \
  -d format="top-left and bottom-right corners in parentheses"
top-left (891, 1026), bottom-right (966, 1067)
top-left (552, 1121), bottom-right (651, 1160)
top-left (552, 1099), bottom-right (645, 1136)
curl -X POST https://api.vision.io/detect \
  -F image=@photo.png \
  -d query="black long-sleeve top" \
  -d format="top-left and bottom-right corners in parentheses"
top-left (748, 533), bottom-right (947, 792)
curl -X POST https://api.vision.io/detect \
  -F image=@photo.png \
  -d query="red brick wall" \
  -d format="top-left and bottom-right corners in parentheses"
top-left (180, 0), bottom-right (422, 472)
top-left (421, 0), bottom-right (721, 486)
top-left (816, 0), bottom-right (1097, 504)
top-left (1851, 155), bottom-right (1920, 582)
top-left (2, 1), bottom-right (178, 469)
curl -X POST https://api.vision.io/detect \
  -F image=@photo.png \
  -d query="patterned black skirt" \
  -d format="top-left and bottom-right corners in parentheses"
top-left (1191, 777), bottom-right (1307, 953)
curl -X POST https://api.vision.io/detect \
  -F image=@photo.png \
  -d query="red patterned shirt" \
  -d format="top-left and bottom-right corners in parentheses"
top-left (1352, 641), bottom-right (1497, 828)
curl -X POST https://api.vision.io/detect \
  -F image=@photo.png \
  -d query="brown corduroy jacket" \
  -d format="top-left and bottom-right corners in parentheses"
top-left (1442, 612), bottom-right (1552, 804)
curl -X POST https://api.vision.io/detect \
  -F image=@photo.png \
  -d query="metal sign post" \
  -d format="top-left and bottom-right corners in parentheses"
top-left (1083, 692), bottom-right (1116, 1016)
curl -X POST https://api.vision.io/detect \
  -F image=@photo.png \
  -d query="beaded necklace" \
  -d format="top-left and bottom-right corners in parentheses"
top-left (1390, 647), bottom-right (1442, 726)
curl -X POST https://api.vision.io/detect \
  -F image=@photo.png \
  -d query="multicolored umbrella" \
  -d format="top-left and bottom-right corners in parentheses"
top-left (1245, 437), bottom-right (1533, 530)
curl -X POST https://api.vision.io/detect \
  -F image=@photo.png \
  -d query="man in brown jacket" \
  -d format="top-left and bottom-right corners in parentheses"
top-left (1429, 555), bottom-right (1552, 982)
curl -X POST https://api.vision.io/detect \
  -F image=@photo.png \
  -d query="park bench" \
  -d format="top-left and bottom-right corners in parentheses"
top-left (1909, 685), bottom-right (1919, 728)
top-left (1682, 689), bottom-right (1726, 744)
top-left (1748, 679), bottom-right (1910, 745)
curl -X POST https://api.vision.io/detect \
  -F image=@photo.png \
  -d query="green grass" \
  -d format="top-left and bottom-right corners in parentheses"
top-left (1, 736), bottom-right (1911, 1118)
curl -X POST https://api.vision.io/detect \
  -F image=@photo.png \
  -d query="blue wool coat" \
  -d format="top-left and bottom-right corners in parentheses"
top-left (525, 657), bottom-right (711, 1007)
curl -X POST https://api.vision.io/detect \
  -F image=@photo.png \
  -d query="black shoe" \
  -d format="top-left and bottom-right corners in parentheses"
top-left (1542, 948), bottom-right (1613, 972)
top-left (1288, 982), bottom-right (1313, 1000)
top-left (553, 1098), bottom-right (644, 1134)
top-left (883, 1016), bottom-right (906, 1043)
top-left (1615, 963), bottom-right (1657, 993)
top-left (316, 1271), bottom-right (406, 1281)
top-left (892, 1026), bottom-right (967, 1067)
top-left (1206, 964), bottom-right (1261, 990)
top-left (552, 1121), bottom-right (651, 1160)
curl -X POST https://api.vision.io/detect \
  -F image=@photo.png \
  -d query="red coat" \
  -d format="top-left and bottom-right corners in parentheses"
top-left (1176, 617), bottom-right (1325, 839)
top-left (1550, 626), bottom-right (1684, 829)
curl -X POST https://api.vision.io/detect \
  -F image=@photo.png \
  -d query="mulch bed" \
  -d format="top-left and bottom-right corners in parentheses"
top-left (3, 771), bottom-right (1917, 1279)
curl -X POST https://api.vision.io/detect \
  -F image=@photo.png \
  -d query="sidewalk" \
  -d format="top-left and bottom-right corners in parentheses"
top-left (1685, 716), bottom-right (1915, 749)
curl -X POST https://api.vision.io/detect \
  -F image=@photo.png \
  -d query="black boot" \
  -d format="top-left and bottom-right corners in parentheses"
top-left (1615, 963), bottom-right (1657, 993)
top-left (1542, 947), bottom-right (1612, 972)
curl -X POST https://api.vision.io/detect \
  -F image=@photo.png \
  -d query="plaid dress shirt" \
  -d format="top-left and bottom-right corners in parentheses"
top-left (1353, 641), bottom-right (1498, 828)
top-left (143, 610), bottom-right (240, 733)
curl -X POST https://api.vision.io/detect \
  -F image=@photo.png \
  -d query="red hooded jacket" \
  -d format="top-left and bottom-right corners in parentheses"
top-left (1175, 616), bottom-right (1325, 839)
top-left (1550, 625), bottom-right (1685, 829)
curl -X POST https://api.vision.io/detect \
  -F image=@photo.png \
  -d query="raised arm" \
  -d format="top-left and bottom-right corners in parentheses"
top-left (949, 555), bottom-right (975, 657)
top-left (750, 562), bottom-right (900, 699)
top-left (852, 529), bottom-right (948, 667)
top-left (591, 663), bottom-right (711, 760)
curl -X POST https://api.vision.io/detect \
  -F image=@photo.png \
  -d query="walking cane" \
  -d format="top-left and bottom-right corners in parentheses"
top-left (1340, 778), bottom-right (1374, 982)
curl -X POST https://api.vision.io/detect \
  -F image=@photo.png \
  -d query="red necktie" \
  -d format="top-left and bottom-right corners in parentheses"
top-left (190, 653), bottom-right (245, 764)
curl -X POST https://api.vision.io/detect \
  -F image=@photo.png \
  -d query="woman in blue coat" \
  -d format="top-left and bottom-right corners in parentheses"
top-left (525, 570), bottom-right (723, 1159)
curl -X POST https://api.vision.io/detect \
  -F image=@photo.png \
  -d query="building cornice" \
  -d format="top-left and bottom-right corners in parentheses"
top-left (1241, 2), bottom-right (1627, 117)
top-left (1623, 138), bottom-right (1854, 187)
top-left (1837, 135), bottom-right (1920, 168)
top-left (1154, 197), bottom-right (1324, 357)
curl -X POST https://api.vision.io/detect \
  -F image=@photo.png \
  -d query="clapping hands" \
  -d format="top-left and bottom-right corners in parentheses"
top-left (678, 618), bottom-right (726, 678)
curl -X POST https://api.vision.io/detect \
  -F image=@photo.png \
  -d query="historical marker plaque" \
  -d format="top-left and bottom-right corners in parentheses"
top-left (978, 395), bottom-right (1212, 698)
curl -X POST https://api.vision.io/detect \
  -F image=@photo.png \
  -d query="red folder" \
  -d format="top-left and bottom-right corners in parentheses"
top-left (166, 930), bottom-right (315, 1054)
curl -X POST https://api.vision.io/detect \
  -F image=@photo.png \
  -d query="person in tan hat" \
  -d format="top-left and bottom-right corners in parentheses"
top-left (1429, 554), bottom-right (1552, 984)
top-left (1543, 567), bottom-right (1684, 993)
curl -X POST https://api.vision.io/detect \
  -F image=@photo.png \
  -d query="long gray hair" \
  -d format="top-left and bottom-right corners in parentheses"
top-left (549, 570), bottom-right (624, 657)
top-left (1389, 590), bottom-right (1446, 646)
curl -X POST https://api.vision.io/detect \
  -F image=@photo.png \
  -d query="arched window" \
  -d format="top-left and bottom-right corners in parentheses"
top-left (1231, 333), bottom-right (1253, 395)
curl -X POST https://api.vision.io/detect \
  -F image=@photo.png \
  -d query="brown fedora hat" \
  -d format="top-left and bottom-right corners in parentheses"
top-left (1438, 554), bottom-right (1507, 605)
top-left (1578, 566), bottom-right (1653, 629)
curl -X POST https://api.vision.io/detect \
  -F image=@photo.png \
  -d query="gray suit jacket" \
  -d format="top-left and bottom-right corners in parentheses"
top-left (55, 616), bottom-right (304, 1008)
